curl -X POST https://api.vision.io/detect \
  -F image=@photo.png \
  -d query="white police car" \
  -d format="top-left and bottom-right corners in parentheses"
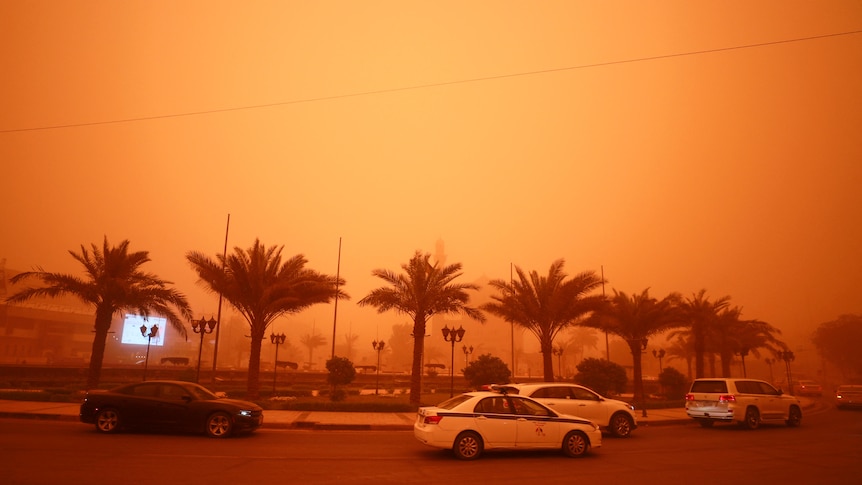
top-left (414, 391), bottom-right (602, 460)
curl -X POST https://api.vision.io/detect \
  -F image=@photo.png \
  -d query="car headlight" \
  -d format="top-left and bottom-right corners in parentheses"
top-left (239, 410), bottom-right (253, 417)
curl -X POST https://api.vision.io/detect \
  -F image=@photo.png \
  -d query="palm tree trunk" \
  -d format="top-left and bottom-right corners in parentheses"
top-left (247, 331), bottom-right (264, 400)
top-left (630, 341), bottom-right (646, 417)
top-left (720, 350), bottom-right (733, 377)
top-left (541, 340), bottom-right (554, 382)
top-left (409, 317), bottom-right (426, 405)
top-left (694, 327), bottom-right (706, 378)
top-left (86, 306), bottom-right (113, 389)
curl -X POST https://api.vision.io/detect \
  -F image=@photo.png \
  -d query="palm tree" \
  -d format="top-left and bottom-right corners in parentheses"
top-left (665, 335), bottom-right (696, 379)
top-left (5, 238), bottom-right (192, 389)
top-left (358, 251), bottom-right (485, 405)
top-left (482, 260), bottom-right (604, 381)
top-left (674, 289), bottom-right (731, 378)
top-left (581, 288), bottom-right (684, 415)
top-left (300, 332), bottom-right (328, 370)
top-left (187, 239), bottom-right (346, 399)
top-left (710, 307), bottom-right (784, 377)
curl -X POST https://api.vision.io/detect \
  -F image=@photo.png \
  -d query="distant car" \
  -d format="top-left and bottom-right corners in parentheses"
top-left (835, 384), bottom-right (862, 409)
top-left (495, 382), bottom-right (637, 437)
top-left (79, 380), bottom-right (263, 438)
top-left (685, 378), bottom-right (802, 429)
top-left (793, 380), bottom-right (823, 397)
top-left (414, 391), bottom-right (602, 460)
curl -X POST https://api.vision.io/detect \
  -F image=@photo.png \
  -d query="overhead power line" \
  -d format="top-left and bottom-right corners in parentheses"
top-left (2, 29), bottom-right (860, 134)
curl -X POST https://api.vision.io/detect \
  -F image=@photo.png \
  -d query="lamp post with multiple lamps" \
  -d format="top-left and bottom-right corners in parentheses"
top-left (192, 317), bottom-right (217, 383)
top-left (652, 348), bottom-right (666, 374)
top-left (140, 323), bottom-right (159, 381)
top-left (552, 345), bottom-right (564, 379)
top-left (462, 344), bottom-right (473, 369)
top-left (372, 339), bottom-right (386, 395)
top-left (270, 333), bottom-right (286, 395)
top-left (441, 325), bottom-right (466, 397)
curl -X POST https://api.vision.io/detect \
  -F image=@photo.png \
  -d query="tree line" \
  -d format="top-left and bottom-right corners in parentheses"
top-left (5, 237), bottom-right (804, 404)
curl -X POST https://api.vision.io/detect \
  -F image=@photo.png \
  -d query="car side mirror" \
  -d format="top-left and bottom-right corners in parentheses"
top-left (182, 395), bottom-right (193, 403)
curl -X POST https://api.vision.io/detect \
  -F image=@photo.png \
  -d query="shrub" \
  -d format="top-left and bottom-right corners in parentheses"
top-left (326, 356), bottom-right (356, 401)
top-left (463, 354), bottom-right (511, 389)
top-left (573, 357), bottom-right (627, 396)
top-left (658, 366), bottom-right (689, 400)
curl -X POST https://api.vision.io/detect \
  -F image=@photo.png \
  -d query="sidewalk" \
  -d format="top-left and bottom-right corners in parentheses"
top-left (0, 399), bottom-right (692, 430)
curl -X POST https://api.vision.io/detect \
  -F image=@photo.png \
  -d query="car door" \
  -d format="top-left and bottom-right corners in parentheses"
top-left (124, 382), bottom-right (163, 426)
top-left (753, 381), bottom-right (785, 420)
top-left (510, 397), bottom-right (559, 448)
top-left (153, 383), bottom-right (194, 428)
top-left (473, 396), bottom-right (517, 447)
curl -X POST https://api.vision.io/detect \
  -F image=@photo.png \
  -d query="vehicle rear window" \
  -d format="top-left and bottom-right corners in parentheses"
top-left (690, 380), bottom-right (728, 393)
top-left (435, 395), bottom-right (473, 410)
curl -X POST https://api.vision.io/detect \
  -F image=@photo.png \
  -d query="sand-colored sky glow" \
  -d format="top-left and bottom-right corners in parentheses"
top-left (2, 1), bottom-right (861, 362)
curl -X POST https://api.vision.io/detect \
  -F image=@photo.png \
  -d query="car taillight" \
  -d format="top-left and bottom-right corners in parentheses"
top-left (424, 415), bottom-right (443, 425)
top-left (684, 393), bottom-right (695, 401)
top-left (718, 395), bottom-right (736, 403)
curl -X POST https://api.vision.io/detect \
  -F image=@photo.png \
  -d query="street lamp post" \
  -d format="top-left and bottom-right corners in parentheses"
top-left (652, 348), bottom-right (666, 374)
top-left (552, 345), bottom-right (564, 379)
top-left (140, 323), bottom-right (159, 381)
top-left (270, 333), bottom-right (286, 395)
top-left (372, 339), bottom-right (386, 395)
top-left (441, 325), bottom-right (466, 397)
top-left (462, 344), bottom-right (473, 369)
top-left (192, 317), bottom-right (217, 383)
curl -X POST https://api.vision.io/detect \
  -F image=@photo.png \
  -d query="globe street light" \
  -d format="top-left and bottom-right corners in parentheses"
top-left (652, 348), bottom-right (666, 374)
top-left (140, 323), bottom-right (159, 381)
top-left (270, 333), bottom-right (286, 395)
top-left (462, 344), bottom-right (473, 369)
top-left (372, 339), bottom-right (386, 395)
top-left (441, 325), bottom-right (465, 397)
top-left (192, 317), bottom-right (217, 383)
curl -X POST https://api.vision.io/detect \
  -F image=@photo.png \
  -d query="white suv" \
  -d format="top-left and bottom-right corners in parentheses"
top-left (685, 378), bottom-right (802, 429)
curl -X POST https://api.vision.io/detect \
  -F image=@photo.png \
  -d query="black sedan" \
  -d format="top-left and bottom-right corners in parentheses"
top-left (79, 380), bottom-right (263, 438)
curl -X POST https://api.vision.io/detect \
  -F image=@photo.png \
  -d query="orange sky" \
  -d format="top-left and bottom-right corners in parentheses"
top-left (2, 1), bottom-right (861, 359)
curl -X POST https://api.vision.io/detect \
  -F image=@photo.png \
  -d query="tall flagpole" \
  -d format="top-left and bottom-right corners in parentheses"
top-left (510, 262), bottom-right (515, 378)
top-left (602, 265), bottom-right (609, 361)
top-left (211, 214), bottom-right (230, 380)
top-left (331, 237), bottom-right (342, 360)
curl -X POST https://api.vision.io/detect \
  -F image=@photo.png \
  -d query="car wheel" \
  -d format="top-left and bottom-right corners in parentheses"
top-left (697, 419), bottom-right (714, 428)
top-left (743, 407), bottom-right (760, 430)
top-left (786, 406), bottom-right (802, 427)
top-left (609, 412), bottom-right (634, 437)
top-left (452, 431), bottom-right (483, 460)
top-left (94, 408), bottom-right (120, 434)
top-left (206, 412), bottom-right (233, 438)
top-left (562, 430), bottom-right (590, 457)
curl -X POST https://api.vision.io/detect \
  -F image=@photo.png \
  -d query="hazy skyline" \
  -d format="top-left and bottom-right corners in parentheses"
top-left (2, 1), bottom-right (861, 360)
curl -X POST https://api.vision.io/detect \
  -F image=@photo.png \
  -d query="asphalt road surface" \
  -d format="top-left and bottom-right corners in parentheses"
top-left (1, 405), bottom-right (860, 485)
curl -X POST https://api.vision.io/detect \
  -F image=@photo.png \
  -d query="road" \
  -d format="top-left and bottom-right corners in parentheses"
top-left (1, 405), bottom-right (860, 485)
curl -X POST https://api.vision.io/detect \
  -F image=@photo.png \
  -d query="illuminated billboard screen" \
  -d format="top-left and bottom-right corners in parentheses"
top-left (120, 314), bottom-right (167, 346)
